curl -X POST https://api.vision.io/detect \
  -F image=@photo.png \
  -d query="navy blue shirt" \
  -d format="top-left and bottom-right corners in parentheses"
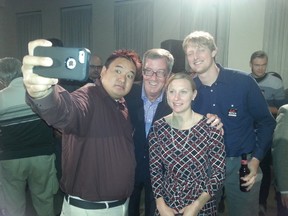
top-left (193, 64), bottom-right (275, 160)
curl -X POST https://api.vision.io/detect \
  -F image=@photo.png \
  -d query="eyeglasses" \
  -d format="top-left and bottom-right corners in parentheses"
top-left (143, 68), bottom-right (167, 78)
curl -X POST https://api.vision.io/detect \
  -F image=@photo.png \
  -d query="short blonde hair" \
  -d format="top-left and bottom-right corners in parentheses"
top-left (182, 31), bottom-right (217, 53)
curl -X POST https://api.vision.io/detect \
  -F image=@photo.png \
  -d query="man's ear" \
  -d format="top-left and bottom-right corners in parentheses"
top-left (100, 66), bottom-right (107, 77)
top-left (212, 49), bottom-right (217, 58)
top-left (192, 89), bottom-right (197, 100)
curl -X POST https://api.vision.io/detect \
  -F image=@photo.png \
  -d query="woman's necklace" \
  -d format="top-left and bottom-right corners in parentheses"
top-left (170, 127), bottom-right (191, 155)
top-left (170, 111), bottom-right (194, 154)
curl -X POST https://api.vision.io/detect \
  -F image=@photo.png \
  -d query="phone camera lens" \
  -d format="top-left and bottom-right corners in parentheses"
top-left (65, 58), bottom-right (77, 70)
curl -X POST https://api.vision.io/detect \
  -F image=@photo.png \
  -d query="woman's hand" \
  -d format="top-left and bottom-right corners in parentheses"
top-left (156, 197), bottom-right (178, 216)
top-left (179, 201), bottom-right (201, 216)
top-left (179, 192), bottom-right (211, 216)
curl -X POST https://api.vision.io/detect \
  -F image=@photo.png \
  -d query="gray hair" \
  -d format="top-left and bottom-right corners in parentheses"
top-left (0, 57), bottom-right (22, 86)
top-left (142, 48), bottom-right (174, 73)
top-left (250, 50), bottom-right (268, 63)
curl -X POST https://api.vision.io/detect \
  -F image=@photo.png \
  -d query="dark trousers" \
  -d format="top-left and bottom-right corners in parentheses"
top-left (276, 191), bottom-right (288, 216)
top-left (53, 130), bottom-right (62, 181)
top-left (128, 180), bottom-right (155, 216)
top-left (275, 191), bottom-right (288, 216)
top-left (259, 149), bottom-right (272, 208)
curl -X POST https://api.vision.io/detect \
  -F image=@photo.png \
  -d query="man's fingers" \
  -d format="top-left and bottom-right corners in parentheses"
top-left (207, 113), bottom-right (225, 134)
top-left (21, 39), bottom-right (58, 99)
top-left (22, 55), bottom-right (53, 70)
top-left (241, 173), bottom-right (256, 191)
top-left (28, 39), bottom-right (52, 55)
top-left (22, 54), bottom-right (57, 87)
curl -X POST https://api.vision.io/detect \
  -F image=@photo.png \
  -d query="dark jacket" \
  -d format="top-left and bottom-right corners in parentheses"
top-left (0, 77), bottom-right (54, 160)
top-left (125, 82), bottom-right (171, 182)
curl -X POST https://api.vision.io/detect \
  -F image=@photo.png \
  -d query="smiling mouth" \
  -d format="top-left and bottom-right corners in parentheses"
top-left (173, 102), bottom-right (182, 106)
top-left (148, 81), bottom-right (158, 86)
top-left (193, 60), bottom-right (202, 65)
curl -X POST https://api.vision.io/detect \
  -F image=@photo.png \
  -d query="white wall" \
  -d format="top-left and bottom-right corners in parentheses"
top-left (152, 0), bottom-right (182, 48)
top-left (228, 0), bottom-right (266, 73)
top-left (0, 0), bottom-right (267, 73)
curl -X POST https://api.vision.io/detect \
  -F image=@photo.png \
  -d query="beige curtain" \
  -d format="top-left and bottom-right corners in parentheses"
top-left (263, 0), bottom-right (288, 88)
top-left (180, 0), bottom-right (231, 67)
top-left (61, 5), bottom-right (92, 49)
top-left (114, 0), bottom-right (153, 57)
top-left (17, 11), bottom-right (42, 59)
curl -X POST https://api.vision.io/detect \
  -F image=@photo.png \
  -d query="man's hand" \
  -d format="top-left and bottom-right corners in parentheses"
top-left (206, 113), bottom-right (224, 134)
top-left (22, 39), bottom-right (58, 99)
top-left (241, 157), bottom-right (260, 191)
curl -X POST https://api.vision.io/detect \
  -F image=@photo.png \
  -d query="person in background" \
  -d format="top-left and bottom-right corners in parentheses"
top-left (182, 31), bottom-right (276, 216)
top-left (249, 50), bottom-right (286, 216)
top-left (88, 54), bottom-right (103, 82)
top-left (125, 48), bottom-right (223, 216)
top-left (0, 57), bottom-right (58, 216)
top-left (22, 39), bottom-right (142, 216)
top-left (149, 72), bottom-right (226, 215)
top-left (250, 50), bottom-right (286, 116)
top-left (0, 79), bottom-right (5, 90)
top-left (272, 104), bottom-right (288, 216)
top-left (47, 38), bottom-right (64, 47)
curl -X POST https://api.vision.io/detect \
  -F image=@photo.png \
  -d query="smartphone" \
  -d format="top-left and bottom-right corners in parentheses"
top-left (33, 46), bottom-right (91, 81)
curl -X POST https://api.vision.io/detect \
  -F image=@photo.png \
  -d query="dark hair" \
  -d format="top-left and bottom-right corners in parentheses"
top-left (0, 79), bottom-right (6, 90)
top-left (0, 57), bottom-right (22, 86)
top-left (250, 50), bottom-right (268, 63)
top-left (104, 49), bottom-right (142, 78)
top-left (47, 38), bottom-right (64, 47)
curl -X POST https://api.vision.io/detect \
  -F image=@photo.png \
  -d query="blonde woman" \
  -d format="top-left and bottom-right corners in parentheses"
top-left (149, 72), bottom-right (226, 216)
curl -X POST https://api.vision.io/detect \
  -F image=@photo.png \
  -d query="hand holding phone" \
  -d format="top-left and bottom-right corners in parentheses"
top-left (33, 46), bottom-right (91, 81)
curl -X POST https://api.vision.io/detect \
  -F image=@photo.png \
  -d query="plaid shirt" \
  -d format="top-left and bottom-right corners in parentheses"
top-left (149, 116), bottom-right (226, 215)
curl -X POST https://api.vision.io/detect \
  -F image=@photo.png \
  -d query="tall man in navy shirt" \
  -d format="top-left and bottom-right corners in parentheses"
top-left (182, 31), bottom-right (276, 216)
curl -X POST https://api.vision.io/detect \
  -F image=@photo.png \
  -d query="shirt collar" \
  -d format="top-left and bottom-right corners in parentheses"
top-left (8, 77), bottom-right (23, 87)
top-left (194, 64), bottom-right (228, 87)
top-left (141, 83), bottom-right (164, 103)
